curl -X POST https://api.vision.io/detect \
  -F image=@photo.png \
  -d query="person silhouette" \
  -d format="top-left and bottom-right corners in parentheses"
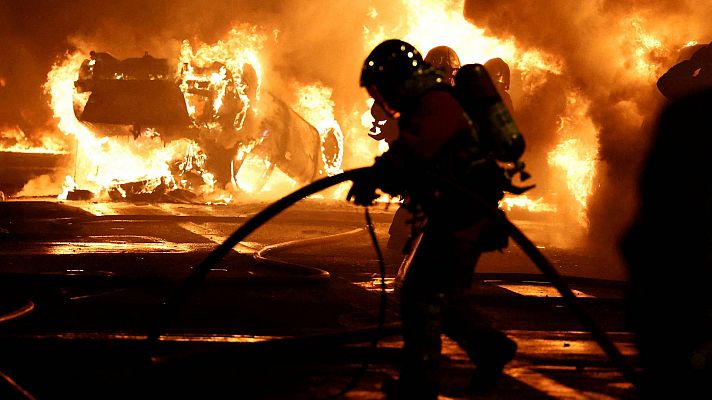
top-left (349, 39), bottom-right (519, 399)
top-left (657, 41), bottom-right (712, 102)
top-left (621, 86), bottom-right (712, 399)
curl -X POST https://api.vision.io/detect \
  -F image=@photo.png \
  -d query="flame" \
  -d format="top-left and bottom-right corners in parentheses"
top-left (31, 2), bottom-right (697, 220)
top-left (548, 138), bottom-right (597, 207)
top-left (179, 26), bottom-right (266, 131)
top-left (364, 0), bottom-right (562, 94)
top-left (0, 126), bottom-right (68, 154)
top-left (57, 175), bottom-right (78, 201)
top-left (44, 51), bottom-right (216, 199)
top-left (547, 92), bottom-right (598, 226)
top-left (500, 194), bottom-right (557, 213)
top-left (292, 83), bottom-right (344, 176)
top-left (627, 15), bottom-right (670, 80)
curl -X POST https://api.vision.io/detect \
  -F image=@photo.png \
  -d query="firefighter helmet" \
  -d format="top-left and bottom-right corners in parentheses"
top-left (360, 39), bottom-right (427, 116)
top-left (424, 45), bottom-right (461, 82)
top-left (360, 39), bottom-right (425, 87)
top-left (484, 57), bottom-right (511, 91)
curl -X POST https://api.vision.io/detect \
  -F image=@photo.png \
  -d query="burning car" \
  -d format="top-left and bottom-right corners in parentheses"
top-left (71, 49), bottom-right (342, 200)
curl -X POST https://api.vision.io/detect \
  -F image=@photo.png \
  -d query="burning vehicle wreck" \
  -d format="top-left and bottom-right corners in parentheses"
top-left (69, 48), bottom-right (342, 202)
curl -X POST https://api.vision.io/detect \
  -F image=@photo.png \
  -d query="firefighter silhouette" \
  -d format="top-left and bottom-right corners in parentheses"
top-left (621, 87), bottom-right (712, 399)
top-left (424, 45), bottom-right (461, 85)
top-left (484, 57), bottom-right (514, 113)
top-left (657, 41), bottom-right (712, 102)
top-left (350, 39), bottom-right (519, 399)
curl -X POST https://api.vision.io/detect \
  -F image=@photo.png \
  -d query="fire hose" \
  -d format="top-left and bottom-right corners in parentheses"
top-left (148, 167), bottom-right (373, 344)
top-left (149, 166), bottom-right (640, 391)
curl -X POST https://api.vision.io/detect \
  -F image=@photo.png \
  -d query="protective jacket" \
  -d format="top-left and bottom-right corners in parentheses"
top-left (371, 72), bottom-right (509, 250)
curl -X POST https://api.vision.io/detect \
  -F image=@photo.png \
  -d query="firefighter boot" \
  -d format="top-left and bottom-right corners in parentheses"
top-left (468, 332), bottom-right (517, 395)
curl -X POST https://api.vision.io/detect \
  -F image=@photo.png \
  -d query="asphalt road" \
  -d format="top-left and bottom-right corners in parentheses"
top-left (0, 198), bottom-right (639, 399)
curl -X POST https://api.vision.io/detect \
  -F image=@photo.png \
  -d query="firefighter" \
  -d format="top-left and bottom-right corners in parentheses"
top-left (657, 42), bottom-right (712, 102)
top-left (349, 39), bottom-right (518, 399)
top-left (376, 45), bottom-right (460, 254)
top-left (484, 57), bottom-right (514, 113)
top-left (621, 87), bottom-right (712, 399)
top-left (424, 45), bottom-right (461, 85)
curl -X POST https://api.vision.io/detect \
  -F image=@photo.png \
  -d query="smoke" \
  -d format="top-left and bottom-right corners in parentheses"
top-left (464, 0), bottom-right (712, 254)
top-left (17, 173), bottom-right (67, 197)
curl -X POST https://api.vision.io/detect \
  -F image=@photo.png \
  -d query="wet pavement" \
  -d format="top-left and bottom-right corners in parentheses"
top-left (0, 198), bottom-right (639, 399)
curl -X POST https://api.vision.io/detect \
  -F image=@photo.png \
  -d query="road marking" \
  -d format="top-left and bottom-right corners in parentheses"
top-left (178, 222), bottom-right (260, 254)
top-left (497, 284), bottom-right (595, 298)
top-left (506, 367), bottom-right (618, 400)
top-left (4, 240), bottom-right (204, 255)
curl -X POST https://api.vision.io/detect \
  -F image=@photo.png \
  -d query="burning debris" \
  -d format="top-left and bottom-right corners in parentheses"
top-left (40, 24), bottom-right (346, 205)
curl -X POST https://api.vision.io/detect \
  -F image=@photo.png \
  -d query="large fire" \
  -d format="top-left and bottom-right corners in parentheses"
top-left (41, 25), bottom-right (347, 203)
top-left (547, 93), bottom-right (598, 227)
top-left (2, 0), bottom-right (699, 240)
top-left (0, 126), bottom-right (67, 154)
top-left (45, 52), bottom-right (194, 199)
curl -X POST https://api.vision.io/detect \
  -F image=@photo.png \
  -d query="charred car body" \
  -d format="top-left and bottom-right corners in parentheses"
top-left (73, 51), bottom-right (337, 195)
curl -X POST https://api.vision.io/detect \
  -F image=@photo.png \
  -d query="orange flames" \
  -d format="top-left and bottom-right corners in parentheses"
top-left (179, 25), bottom-right (266, 131)
top-left (40, 24), bottom-right (350, 202)
top-left (0, 126), bottom-right (67, 154)
top-left (364, 0), bottom-right (561, 87)
top-left (363, 0), bottom-right (564, 215)
top-left (292, 83), bottom-right (345, 176)
top-left (547, 93), bottom-right (598, 227)
top-left (500, 194), bottom-right (557, 214)
top-left (13, 0), bottom-right (695, 232)
top-left (45, 52), bottom-right (189, 198)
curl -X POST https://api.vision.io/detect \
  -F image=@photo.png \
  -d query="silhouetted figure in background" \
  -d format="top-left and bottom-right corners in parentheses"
top-left (350, 39), bottom-right (518, 400)
top-left (657, 41), bottom-right (712, 102)
top-left (484, 57), bottom-right (514, 113)
top-left (424, 45), bottom-right (461, 85)
top-left (621, 87), bottom-right (712, 399)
